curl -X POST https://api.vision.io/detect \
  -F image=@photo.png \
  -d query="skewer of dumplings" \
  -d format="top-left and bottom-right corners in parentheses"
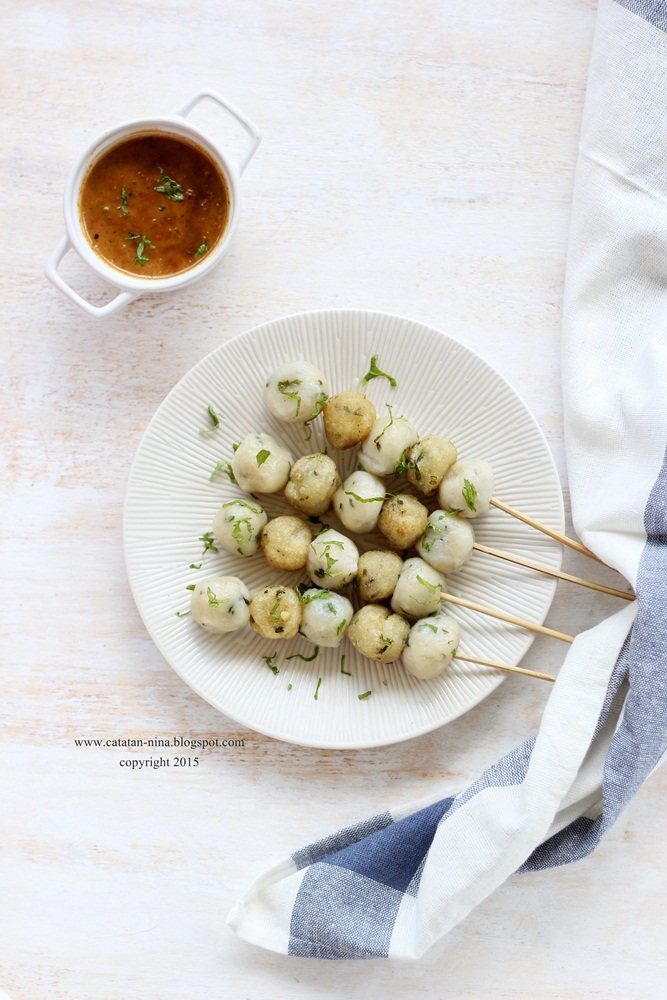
top-left (190, 572), bottom-right (559, 684)
top-left (188, 358), bottom-right (634, 689)
top-left (197, 505), bottom-right (568, 684)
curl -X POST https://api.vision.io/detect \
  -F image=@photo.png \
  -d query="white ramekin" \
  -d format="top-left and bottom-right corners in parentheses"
top-left (46, 90), bottom-right (261, 318)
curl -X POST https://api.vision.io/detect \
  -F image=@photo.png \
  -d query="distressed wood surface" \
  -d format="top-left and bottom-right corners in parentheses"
top-left (3, 0), bottom-right (666, 997)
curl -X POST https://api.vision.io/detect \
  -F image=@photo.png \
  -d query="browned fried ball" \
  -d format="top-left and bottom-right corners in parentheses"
top-left (322, 392), bottom-right (376, 450)
top-left (347, 604), bottom-right (410, 663)
top-left (260, 516), bottom-right (313, 571)
top-left (377, 494), bottom-right (429, 550)
top-left (356, 550), bottom-right (404, 602)
top-left (405, 435), bottom-right (458, 496)
top-left (284, 453), bottom-right (341, 516)
top-left (248, 585), bottom-right (302, 640)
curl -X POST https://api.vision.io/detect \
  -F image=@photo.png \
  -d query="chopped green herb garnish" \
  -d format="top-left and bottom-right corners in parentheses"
top-left (303, 394), bottom-right (328, 440)
top-left (175, 609), bottom-right (190, 617)
top-left (127, 232), bottom-right (155, 266)
top-left (393, 449), bottom-right (412, 476)
top-left (358, 690), bottom-right (372, 700)
top-left (462, 478), bottom-right (477, 513)
top-left (231, 518), bottom-right (253, 550)
top-left (263, 653), bottom-right (279, 675)
top-left (185, 584), bottom-right (196, 591)
top-left (420, 621), bottom-right (439, 633)
top-left (340, 655), bottom-right (352, 676)
top-left (321, 549), bottom-right (340, 577)
top-left (199, 404), bottom-right (220, 435)
top-left (270, 595), bottom-right (282, 622)
top-left (416, 574), bottom-right (440, 594)
top-left (296, 585), bottom-right (334, 604)
top-left (210, 460), bottom-right (238, 485)
top-left (421, 521), bottom-right (440, 553)
top-left (344, 489), bottom-right (390, 504)
top-left (287, 683), bottom-right (293, 691)
top-left (256, 449), bottom-right (271, 467)
top-left (221, 499), bottom-right (263, 514)
top-left (336, 619), bottom-right (347, 636)
top-left (286, 646), bottom-right (320, 662)
top-left (314, 676), bottom-right (323, 700)
top-left (192, 242), bottom-right (209, 258)
top-left (207, 587), bottom-right (226, 607)
top-left (189, 563), bottom-right (202, 569)
top-left (360, 354), bottom-right (397, 388)
top-left (117, 187), bottom-right (129, 216)
top-left (154, 165), bottom-right (184, 201)
top-left (373, 403), bottom-right (394, 446)
top-left (199, 531), bottom-right (219, 554)
top-left (277, 379), bottom-right (303, 418)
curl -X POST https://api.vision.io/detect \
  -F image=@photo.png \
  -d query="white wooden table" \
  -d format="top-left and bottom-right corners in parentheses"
top-left (3, 1), bottom-right (666, 996)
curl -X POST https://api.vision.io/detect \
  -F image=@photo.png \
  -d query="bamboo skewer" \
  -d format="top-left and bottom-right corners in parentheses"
top-left (440, 591), bottom-right (574, 643)
top-left (454, 652), bottom-right (555, 683)
top-left (472, 542), bottom-right (635, 601)
top-left (490, 497), bottom-right (603, 564)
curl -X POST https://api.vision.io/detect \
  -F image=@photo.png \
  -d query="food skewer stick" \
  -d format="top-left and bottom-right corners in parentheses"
top-left (440, 591), bottom-right (574, 643)
top-left (435, 460), bottom-right (604, 566)
top-left (472, 542), bottom-right (635, 601)
top-left (489, 497), bottom-right (602, 563)
top-left (453, 652), bottom-right (555, 683)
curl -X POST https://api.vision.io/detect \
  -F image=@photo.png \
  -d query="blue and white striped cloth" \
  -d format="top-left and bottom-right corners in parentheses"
top-left (227, 0), bottom-right (667, 959)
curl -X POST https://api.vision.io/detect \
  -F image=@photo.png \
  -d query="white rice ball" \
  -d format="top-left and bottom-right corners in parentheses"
top-left (416, 510), bottom-right (475, 573)
top-left (212, 499), bottom-right (267, 557)
top-left (307, 528), bottom-right (359, 590)
top-left (333, 470), bottom-right (387, 534)
top-left (437, 459), bottom-right (494, 518)
top-left (190, 576), bottom-right (250, 634)
top-left (402, 614), bottom-right (461, 680)
top-left (390, 557), bottom-right (446, 619)
top-left (263, 361), bottom-right (329, 423)
top-left (299, 589), bottom-right (354, 647)
top-left (359, 409), bottom-right (419, 477)
top-left (231, 432), bottom-right (293, 494)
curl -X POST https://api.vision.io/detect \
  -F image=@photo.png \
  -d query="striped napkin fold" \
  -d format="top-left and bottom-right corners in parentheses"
top-left (227, 0), bottom-right (667, 959)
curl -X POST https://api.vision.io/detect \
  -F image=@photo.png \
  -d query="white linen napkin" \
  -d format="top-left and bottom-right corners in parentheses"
top-left (227, 0), bottom-right (667, 958)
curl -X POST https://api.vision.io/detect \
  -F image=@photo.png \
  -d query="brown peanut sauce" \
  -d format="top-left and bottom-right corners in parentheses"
top-left (79, 133), bottom-right (229, 278)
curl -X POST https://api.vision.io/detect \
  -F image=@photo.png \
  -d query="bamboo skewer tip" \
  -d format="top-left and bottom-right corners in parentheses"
top-left (453, 651), bottom-right (555, 683)
top-left (489, 496), bottom-right (603, 564)
top-left (472, 542), bottom-right (635, 602)
top-left (439, 590), bottom-right (575, 643)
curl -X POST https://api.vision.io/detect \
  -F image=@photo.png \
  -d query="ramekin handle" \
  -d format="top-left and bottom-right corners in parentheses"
top-left (175, 90), bottom-right (261, 175)
top-left (45, 236), bottom-right (138, 318)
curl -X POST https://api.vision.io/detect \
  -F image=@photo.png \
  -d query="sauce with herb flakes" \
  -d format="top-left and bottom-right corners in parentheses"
top-left (79, 133), bottom-right (229, 278)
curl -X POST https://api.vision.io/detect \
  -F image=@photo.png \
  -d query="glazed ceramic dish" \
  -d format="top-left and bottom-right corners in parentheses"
top-left (123, 309), bottom-right (563, 748)
top-left (46, 89), bottom-right (261, 318)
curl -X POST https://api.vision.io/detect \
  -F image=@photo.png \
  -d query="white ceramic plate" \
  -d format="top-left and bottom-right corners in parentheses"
top-left (124, 309), bottom-right (563, 749)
